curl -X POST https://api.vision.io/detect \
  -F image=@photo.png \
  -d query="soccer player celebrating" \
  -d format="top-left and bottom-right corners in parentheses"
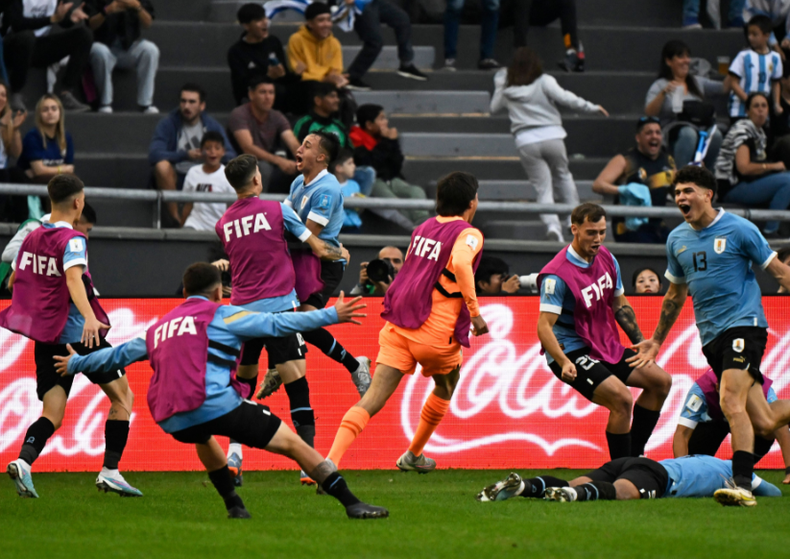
top-left (54, 263), bottom-right (388, 520)
top-left (631, 165), bottom-right (790, 506)
top-left (282, 131), bottom-right (371, 396)
top-left (216, 153), bottom-right (350, 486)
top-left (477, 454), bottom-right (782, 504)
top-left (2, 175), bottom-right (140, 498)
top-left (327, 171), bottom-right (489, 472)
top-left (537, 203), bottom-right (671, 460)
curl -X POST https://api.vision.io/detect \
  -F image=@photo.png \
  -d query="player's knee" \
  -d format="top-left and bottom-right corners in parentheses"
top-left (610, 389), bottom-right (633, 417)
top-left (652, 371), bottom-right (672, 399)
top-left (752, 416), bottom-right (776, 438)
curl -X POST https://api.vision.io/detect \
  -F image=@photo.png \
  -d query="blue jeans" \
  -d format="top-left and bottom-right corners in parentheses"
top-left (670, 125), bottom-right (723, 169)
top-left (683, 0), bottom-right (744, 24)
top-left (0, 34), bottom-right (8, 83)
top-left (444, 0), bottom-right (500, 60)
top-left (353, 166), bottom-right (376, 196)
top-left (723, 172), bottom-right (790, 233)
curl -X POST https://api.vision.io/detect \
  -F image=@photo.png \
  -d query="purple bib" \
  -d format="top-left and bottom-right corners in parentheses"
top-left (216, 198), bottom-right (296, 305)
top-left (145, 298), bottom-right (245, 424)
top-left (382, 217), bottom-right (483, 347)
top-left (0, 226), bottom-right (86, 343)
top-left (696, 369), bottom-right (773, 422)
top-left (538, 246), bottom-right (625, 363)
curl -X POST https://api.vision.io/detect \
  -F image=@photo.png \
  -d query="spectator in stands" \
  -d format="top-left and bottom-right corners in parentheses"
top-left (632, 267), bottom-right (662, 294)
top-left (491, 47), bottom-right (607, 242)
top-left (770, 57), bottom-right (790, 164)
top-left (475, 256), bottom-right (521, 295)
top-left (682, 0), bottom-right (745, 29)
top-left (227, 75), bottom-right (299, 194)
top-left (506, 0), bottom-right (584, 72)
top-left (715, 92), bottom-right (790, 237)
top-left (2, 0), bottom-right (93, 112)
top-left (86, 0), bottom-right (159, 114)
top-left (592, 116), bottom-right (677, 244)
top-left (287, 3), bottom-right (347, 89)
top-left (149, 83), bottom-right (236, 226)
top-left (350, 103), bottom-right (429, 227)
top-left (293, 82), bottom-right (350, 148)
top-left (227, 3), bottom-right (297, 112)
top-left (0, 79), bottom-right (29, 222)
top-left (332, 149), bottom-right (363, 231)
top-left (346, 0), bottom-right (426, 90)
top-left (180, 131), bottom-right (234, 230)
top-left (350, 245), bottom-right (404, 295)
top-left (443, 0), bottom-right (500, 71)
top-left (645, 40), bottom-right (724, 169)
top-left (744, 0), bottom-right (790, 54)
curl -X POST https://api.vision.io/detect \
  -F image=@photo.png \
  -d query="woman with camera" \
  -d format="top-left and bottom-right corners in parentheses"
top-left (645, 40), bottom-right (724, 169)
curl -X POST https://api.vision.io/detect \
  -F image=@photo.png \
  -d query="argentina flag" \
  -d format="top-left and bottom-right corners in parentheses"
top-left (262, 0), bottom-right (363, 32)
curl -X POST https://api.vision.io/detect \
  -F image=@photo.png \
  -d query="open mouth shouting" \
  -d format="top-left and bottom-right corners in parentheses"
top-left (678, 203), bottom-right (692, 217)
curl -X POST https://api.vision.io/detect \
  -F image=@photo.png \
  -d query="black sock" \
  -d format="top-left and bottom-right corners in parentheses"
top-left (208, 466), bottom-right (245, 510)
top-left (523, 476), bottom-right (569, 498)
top-left (732, 450), bottom-right (755, 490)
top-left (574, 481), bottom-right (617, 501)
top-left (19, 417), bottom-right (55, 465)
top-left (285, 376), bottom-right (315, 448)
top-left (321, 472), bottom-right (361, 508)
top-left (605, 431), bottom-right (632, 460)
top-left (302, 329), bottom-right (359, 373)
top-left (103, 420), bottom-right (130, 470)
top-left (237, 374), bottom-right (258, 400)
top-left (630, 405), bottom-right (661, 457)
top-left (753, 436), bottom-right (774, 462)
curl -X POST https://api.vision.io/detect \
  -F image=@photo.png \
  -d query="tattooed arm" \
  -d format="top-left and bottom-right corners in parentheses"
top-left (626, 282), bottom-right (688, 368)
top-left (612, 294), bottom-right (644, 344)
top-left (305, 235), bottom-right (350, 262)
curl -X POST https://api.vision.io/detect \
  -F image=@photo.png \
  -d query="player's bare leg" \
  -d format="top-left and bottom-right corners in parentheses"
top-left (591, 376), bottom-right (633, 459)
top-left (96, 376), bottom-right (141, 496)
top-left (626, 362), bottom-right (671, 455)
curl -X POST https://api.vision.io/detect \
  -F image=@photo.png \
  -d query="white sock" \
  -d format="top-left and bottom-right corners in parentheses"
top-left (228, 443), bottom-right (243, 459)
top-left (100, 466), bottom-right (120, 476)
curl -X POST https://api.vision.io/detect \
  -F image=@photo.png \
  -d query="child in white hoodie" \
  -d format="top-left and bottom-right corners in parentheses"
top-left (491, 47), bottom-right (607, 241)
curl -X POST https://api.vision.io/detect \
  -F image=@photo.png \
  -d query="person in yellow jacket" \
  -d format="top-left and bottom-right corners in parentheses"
top-left (287, 3), bottom-right (348, 88)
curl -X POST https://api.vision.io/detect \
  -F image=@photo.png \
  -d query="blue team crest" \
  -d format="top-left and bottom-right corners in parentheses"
top-left (320, 194), bottom-right (330, 208)
top-left (714, 237), bottom-right (727, 254)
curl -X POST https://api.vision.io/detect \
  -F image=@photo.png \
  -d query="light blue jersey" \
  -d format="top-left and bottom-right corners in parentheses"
top-left (665, 210), bottom-right (776, 346)
top-left (660, 455), bottom-right (781, 498)
top-left (679, 382), bottom-right (778, 428)
top-left (66, 296), bottom-right (339, 432)
top-left (539, 246), bottom-right (624, 363)
top-left (285, 169), bottom-right (345, 253)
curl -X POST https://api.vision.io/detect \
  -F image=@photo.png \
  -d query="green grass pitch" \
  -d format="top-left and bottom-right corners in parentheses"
top-left (2, 469), bottom-right (789, 559)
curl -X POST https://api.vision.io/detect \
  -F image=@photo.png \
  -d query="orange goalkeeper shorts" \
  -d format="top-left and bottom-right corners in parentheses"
top-left (376, 323), bottom-right (463, 377)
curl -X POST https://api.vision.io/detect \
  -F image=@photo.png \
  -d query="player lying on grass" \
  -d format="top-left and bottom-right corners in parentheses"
top-left (54, 262), bottom-right (388, 520)
top-left (477, 455), bottom-right (782, 505)
top-left (674, 369), bottom-right (790, 484)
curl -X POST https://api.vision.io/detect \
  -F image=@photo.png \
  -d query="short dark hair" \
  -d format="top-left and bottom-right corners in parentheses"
top-left (436, 172), bottom-right (478, 217)
top-left (330, 148), bottom-right (354, 172)
top-left (777, 246), bottom-right (790, 263)
top-left (673, 165), bottom-right (717, 196)
top-left (746, 91), bottom-right (769, 111)
top-left (632, 267), bottom-right (660, 288)
top-left (356, 104), bottom-right (383, 128)
top-left (305, 2), bottom-right (331, 20)
top-left (48, 174), bottom-right (84, 205)
top-left (200, 131), bottom-right (226, 149)
top-left (475, 256), bottom-right (509, 285)
top-left (636, 115), bottom-right (661, 132)
top-left (181, 83), bottom-right (206, 103)
top-left (312, 81), bottom-right (338, 103)
top-left (248, 74), bottom-right (275, 92)
top-left (747, 14), bottom-right (773, 36)
top-left (571, 203), bottom-right (606, 225)
top-left (183, 262), bottom-right (222, 296)
top-left (224, 154), bottom-right (259, 190)
top-left (311, 130), bottom-right (340, 166)
top-left (81, 201), bottom-right (97, 225)
top-left (237, 2), bottom-right (266, 23)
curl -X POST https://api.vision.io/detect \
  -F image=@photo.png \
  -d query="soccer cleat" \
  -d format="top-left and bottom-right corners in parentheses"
top-left (346, 502), bottom-right (389, 519)
top-left (477, 473), bottom-right (525, 502)
top-left (255, 368), bottom-right (282, 399)
top-left (544, 487), bottom-right (577, 502)
top-left (227, 453), bottom-right (243, 487)
top-left (7, 460), bottom-right (38, 498)
top-left (396, 450), bottom-right (436, 473)
top-left (96, 468), bottom-right (143, 497)
top-left (714, 487), bottom-right (756, 507)
top-left (300, 470), bottom-right (316, 486)
top-left (351, 357), bottom-right (372, 396)
top-left (227, 506), bottom-right (252, 519)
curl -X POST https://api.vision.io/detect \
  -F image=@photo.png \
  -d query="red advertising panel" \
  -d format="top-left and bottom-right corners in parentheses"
top-left (1, 297), bottom-right (788, 471)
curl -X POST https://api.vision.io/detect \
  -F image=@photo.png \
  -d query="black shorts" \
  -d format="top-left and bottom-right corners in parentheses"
top-left (701, 326), bottom-right (767, 384)
top-left (687, 420), bottom-right (730, 457)
top-left (302, 260), bottom-right (344, 309)
top-left (548, 347), bottom-right (636, 402)
top-left (170, 400), bottom-right (282, 447)
top-left (34, 339), bottom-right (126, 401)
top-left (239, 310), bottom-right (308, 367)
top-left (585, 457), bottom-right (668, 499)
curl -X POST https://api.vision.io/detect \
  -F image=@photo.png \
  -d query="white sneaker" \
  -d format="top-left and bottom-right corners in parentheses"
top-left (96, 467), bottom-right (143, 497)
top-left (98, 105), bottom-right (113, 114)
top-left (142, 106), bottom-right (159, 114)
top-left (351, 357), bottom-right (371, 396)
top-left (7, 459), bottom-right (38, 498)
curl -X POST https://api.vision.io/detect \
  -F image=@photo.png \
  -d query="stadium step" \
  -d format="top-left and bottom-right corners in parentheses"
top-left (477, 219), bottom-right (552, 240)
top-left (354, 91), bottom-right (491, 115)
top-left (473, 180), bottom-right (601, 202)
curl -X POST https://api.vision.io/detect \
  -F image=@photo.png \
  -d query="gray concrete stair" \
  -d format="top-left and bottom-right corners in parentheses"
top-left (354, 91), bottom-right (491, 114)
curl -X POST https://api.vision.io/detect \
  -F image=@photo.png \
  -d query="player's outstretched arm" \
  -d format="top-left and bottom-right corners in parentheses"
top-left (54, 338), bottom-right (149, 377)
top-left (766, 256), bottom-right (790, 293)
top-left (612, 294), bottom-right (645, 344)
top-left (628, 282), bottom-right (688, 368)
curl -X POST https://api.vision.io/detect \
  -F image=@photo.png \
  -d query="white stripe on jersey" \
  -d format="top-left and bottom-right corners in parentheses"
top-left (728, 49), bottom-right (782, 117)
